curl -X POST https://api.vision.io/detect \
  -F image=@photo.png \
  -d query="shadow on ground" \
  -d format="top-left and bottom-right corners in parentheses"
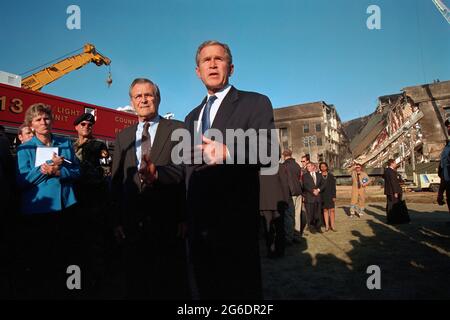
top-left (261, 203), bottom-right (450, 299)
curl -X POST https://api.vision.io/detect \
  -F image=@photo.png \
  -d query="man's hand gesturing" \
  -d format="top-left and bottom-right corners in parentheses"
top-left (138, 154), bottom-right (157, 186)
top-left (200, 135), bottom-right (228, 165)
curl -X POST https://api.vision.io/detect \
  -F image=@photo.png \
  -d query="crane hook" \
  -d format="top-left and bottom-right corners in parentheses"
top-left (106, 66), bottom-right (112, 88)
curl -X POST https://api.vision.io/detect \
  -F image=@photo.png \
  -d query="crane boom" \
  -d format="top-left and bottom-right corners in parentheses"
top-left (432, 0), bottom-right (450, 24)
top-left (21, 44), bottom-right (111, 91)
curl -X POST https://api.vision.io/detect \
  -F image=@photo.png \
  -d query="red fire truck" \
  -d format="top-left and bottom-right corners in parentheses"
top-left (0, 82), bottom-right (137, 148)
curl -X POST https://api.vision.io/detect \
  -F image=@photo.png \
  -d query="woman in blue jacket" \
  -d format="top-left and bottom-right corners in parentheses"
top-left (15, 103), bottom-right (80, 298)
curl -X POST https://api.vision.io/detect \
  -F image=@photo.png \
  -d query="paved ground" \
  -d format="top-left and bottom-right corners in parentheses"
top-left (261, 201), bottom-right (450, 299)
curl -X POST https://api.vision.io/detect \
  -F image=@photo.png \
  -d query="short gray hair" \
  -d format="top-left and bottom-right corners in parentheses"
top-left (195, 40), bottom-right (233, 66)
top-left (129, 78), bottom-right (161, 105)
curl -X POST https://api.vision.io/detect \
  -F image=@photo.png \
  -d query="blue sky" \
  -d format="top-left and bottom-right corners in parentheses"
top-left (1, 0), bottom-right (449, 122)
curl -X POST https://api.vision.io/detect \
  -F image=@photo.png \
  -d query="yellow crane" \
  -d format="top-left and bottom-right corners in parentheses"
top-left (21, 43), bottom-right (112, 91)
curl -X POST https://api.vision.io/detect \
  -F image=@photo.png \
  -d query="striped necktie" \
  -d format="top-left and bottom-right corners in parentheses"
top-left (201, 95), bottom-right (217, 134)
top-left (140, 121), bottom-right (151, 170)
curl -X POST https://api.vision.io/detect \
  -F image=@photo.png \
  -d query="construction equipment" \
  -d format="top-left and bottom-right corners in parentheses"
top-left (433, 0), bottom-right (450, 24)
top-left (21, 43), bottom-right (111, 91)
top-left (404, 173), bottom-right (441, 192)
top-left (418, 173), bottom-right (441, 192)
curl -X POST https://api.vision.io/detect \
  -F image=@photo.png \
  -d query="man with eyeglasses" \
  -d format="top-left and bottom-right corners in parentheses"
top-left (73, 113), bottom-right (110, 193)
top-left (111, 78), bottom-right (189, 299)
top-left (72, 112), bottom-right (111, 297)
top-left (300, 155), bottom-right (310, 182)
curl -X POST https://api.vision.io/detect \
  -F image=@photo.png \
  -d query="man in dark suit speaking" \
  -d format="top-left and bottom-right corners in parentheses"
top-left (111, 78), bottom-right (188, 299)
top-left (184, 40), bottom-right (278, 299)
top-left (140, 41), bottom-right (278, 299)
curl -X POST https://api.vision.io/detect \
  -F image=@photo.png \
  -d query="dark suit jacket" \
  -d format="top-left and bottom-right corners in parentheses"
top-left (183, 86), bottom-right (276, 299)
top-left (111, 117), bottom-right (189, 299)
top-left (281, 158), bottom-right (302, 196)
top-left (320, 172), bottom-right (336, 200)
top-left (259, 168), bottom-right (290, 213)
top-left (383, 167), bottom-right (402, 196)
top-left (302, 171), bottom-right (325, 203)
top-left (111, 117), bottom-right (185, 235)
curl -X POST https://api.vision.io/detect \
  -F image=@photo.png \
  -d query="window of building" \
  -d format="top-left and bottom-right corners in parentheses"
top-left (303, 123), bottom-right (309, 133)
top-left (279, 127), bottom-right (289, 151)
top-left (444, 106), bottom-right (450, 120)
top-left (317, 137), bottom-right (322, 146)
top-left (316, 123), bottom-right (321, 132)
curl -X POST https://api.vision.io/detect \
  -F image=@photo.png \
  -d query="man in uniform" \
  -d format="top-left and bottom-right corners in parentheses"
top-left (73, 113), bottom-right (111, 196)
top-left (72, 113), bottom-right (111, 297)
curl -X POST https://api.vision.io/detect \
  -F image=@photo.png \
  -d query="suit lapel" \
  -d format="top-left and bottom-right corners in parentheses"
top-left (150, 118), bottom-right (171, 163)
top-left (316, 173), bottom-right (321, 188)
top-left (211, 86), bottom-right (239, 133)
top-left (188, 101), bottom-right (205, 135)
top-left (189, 86), bottom-right (239, 134)
top-left (126, 124), bottom-right (139, 166)
top-left (122, 124), bottom-right (141, 189)
top-left (307, 172), bottom-right (317, 188)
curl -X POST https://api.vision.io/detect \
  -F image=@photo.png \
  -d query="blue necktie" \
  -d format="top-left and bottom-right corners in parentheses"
top-left (201, 95), bottom-right (217, 134)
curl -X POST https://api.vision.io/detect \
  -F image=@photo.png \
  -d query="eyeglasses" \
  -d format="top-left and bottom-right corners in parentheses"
top-left (80, 122), bottom-right (93, 127)
top-left (133, 93), bottom-right (154, 101)
top-left (301, 160), bottom-right (306, 163)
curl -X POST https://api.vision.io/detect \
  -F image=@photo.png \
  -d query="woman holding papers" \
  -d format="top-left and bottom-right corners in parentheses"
top-left (15, 103), bottom-right (80, 299)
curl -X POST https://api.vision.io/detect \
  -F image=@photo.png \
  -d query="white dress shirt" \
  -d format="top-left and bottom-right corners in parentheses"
top-left (196, 84), bottom-right (232, 133)
top-left (311, 171), bottom-right (317, 185)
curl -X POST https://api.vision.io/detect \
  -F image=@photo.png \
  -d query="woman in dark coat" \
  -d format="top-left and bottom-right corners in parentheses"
top-left (383, 159), bottom-right (410, 224)
top-left (319, 162), bottom-right (337, 231)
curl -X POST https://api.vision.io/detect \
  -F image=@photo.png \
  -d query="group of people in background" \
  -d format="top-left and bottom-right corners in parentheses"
top-left (348, 159), bottom-right (409, 225)
top-left (260, 151), bottom-right (338, 259)
top-left (260, 151), bottom-right (412, 260)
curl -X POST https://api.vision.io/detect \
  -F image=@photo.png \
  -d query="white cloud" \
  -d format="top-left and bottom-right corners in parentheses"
top-left (116, 105), bottom-right (136, 114)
